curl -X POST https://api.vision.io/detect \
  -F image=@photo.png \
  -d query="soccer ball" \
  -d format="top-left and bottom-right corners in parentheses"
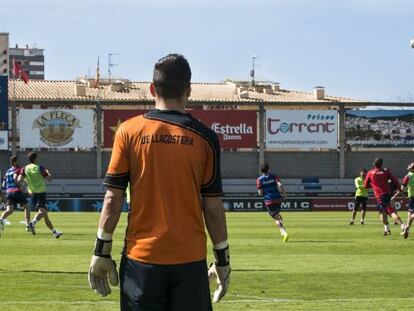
top-left (410, 39), bottom-right (414, 49)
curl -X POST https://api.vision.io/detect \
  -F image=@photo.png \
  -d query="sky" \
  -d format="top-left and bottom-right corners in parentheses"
top-left (1, 0), bottom-right (414, 102)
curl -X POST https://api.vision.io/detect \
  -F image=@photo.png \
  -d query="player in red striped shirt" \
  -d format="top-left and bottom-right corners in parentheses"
top-left (364, 158), bottom-right (405, 236)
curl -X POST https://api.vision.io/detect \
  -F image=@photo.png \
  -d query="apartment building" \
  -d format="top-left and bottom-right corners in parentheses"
top-left (0, 32), bottom-right (45, 79)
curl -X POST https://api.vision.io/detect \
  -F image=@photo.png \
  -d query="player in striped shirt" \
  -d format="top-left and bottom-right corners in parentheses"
top-left (256, 163), bottom-right (289, 242)
top-left (0, 156), bottom-right (33, 236)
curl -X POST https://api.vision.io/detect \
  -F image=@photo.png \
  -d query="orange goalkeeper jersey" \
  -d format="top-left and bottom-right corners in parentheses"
top-left (104, 109), bottom-right (223, 265)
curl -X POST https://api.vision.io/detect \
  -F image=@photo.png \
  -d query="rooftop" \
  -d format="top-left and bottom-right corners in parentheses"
top-left (8, 79), bottom-right (364, 106)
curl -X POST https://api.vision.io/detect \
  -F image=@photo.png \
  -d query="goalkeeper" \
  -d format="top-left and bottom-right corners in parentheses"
top-left (88, 54), bottom-right (230, 310)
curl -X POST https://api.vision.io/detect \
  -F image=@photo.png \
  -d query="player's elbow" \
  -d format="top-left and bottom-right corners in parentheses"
top-left (203, 196), bottom-right (225, 215)
top-left (104, 187), bottom-right (125, 207)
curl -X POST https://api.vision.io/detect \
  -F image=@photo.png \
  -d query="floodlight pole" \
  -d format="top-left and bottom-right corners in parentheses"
top-left (95, 90), bottom-right (102, 178)
top-left (338, 103), bottom-right (346, 179)
top-left (11, 99), bottom-right (16, 155)
top-left (11, 75), bottom-right (17, 156)
top-left (250, 55), bottom-right (257, 88)
top-left (258, 100), bottom-right (265, 171)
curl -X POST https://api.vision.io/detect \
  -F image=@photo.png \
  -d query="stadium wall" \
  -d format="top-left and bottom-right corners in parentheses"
top-left (345, 151), bottom-right (413, 178)
top-left (0, 150), bottom-right (412, 179)
top-left (0, 151), bottom-right (97, 178)
top-left (265, 152), bottom-right (340, 178)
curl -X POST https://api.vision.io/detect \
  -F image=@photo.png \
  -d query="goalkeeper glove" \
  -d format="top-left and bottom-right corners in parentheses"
top-left (208, 242), bottom-right (230, 303)
top-left (88, 234), bottom-right (119, 297)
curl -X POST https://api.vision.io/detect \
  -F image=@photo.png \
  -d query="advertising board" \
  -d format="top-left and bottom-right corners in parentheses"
top-left (0, 76), bottom-right (8, 131)
top-left (22, 193), bottom-right (408, 212)
top-left (346, 110), bottom-right (414, 148)
top-left (104, 110), bottom-right (257, 148)
top-left (103, 110), bottom-right (146, 148)
top-left (192, 110), bottom-right (257, 148)
top-left (19, 109), bottom-right (94, 148)
top-left (0, 130), bottom-right (7, 150)
top-left (266, 110), bottom-right (337, 150)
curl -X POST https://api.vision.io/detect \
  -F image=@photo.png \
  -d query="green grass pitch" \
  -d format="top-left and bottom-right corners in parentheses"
top-left (0, 211), bottom-right (413, 311)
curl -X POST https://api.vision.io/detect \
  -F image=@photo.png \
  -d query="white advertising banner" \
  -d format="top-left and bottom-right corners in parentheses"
top-left (266, 110), bottom-right (338, 150)
top-left (0, 131), bottom-right (8, 150)
top-left (19, 109), bottom-right (94, 148)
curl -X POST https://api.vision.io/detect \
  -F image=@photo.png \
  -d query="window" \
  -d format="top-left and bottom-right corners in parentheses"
top-left (24, 50), bottom-right (35, 56)
top-left (24, 49), bottom-right (43, 57)
top-left (29, 61), bottom-right (44, 66)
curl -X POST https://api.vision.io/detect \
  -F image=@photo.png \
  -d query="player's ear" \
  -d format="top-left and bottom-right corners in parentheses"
top-left (186, 84), bottom-right (191, 98)
top-left (150, 83), bottom-right (156, 97)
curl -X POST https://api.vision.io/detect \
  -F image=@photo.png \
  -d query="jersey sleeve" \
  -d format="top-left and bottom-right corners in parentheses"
top-left (103, 123), bottom-right (130, 190)
top-left (354, 178), bottom-right (359, 189)
top-left (39, 166), bottom-right (48, 177)
top-left (388, 171), bottom-right (400, 189)
top-left (364, 173), bottom-right (371, 188)
top-left (402, 175), bottom-right (409, 186)
top-left (201, 132), bottom-right (223, 197)
top-left (256, 178), bottom-right (262, 189)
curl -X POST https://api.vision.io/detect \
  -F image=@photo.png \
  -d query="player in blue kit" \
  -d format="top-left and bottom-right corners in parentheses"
top-left (0, 156), bottom-right (34, 236)
top-left (256, 163), bottom-right (289, 242)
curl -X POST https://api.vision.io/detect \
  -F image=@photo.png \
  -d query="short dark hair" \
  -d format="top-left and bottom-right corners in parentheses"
top-left (10, 156), bottom-right (18, 166)
top-left (153, 54), bottom-right (191, 100)
top-left (28, 152), bottom-right (37, 163)
top-left (360, 168), bottom-right (367, 173)
top-left (374, 158), bottom-right (383, 168)
top-left (260, 163), bottom-right (269, 174)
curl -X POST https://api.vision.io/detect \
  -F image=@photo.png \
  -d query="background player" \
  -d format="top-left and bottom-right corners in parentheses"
top-left (364, 158), bottom-right (405, 236)
top-left (350, 169), bottom-right (368, 225)
top-left (392, 162), bottom-right (414, 239)
top-left (256, 163), bottom-right (289, 242)
top-left (0, 156), bottom-right (33, 236)
top-left (18, 152), bottom-right (62, 238)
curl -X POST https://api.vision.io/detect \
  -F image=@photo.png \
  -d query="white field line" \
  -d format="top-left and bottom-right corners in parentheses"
top-left (223, 294), bottom-right (414, 304)
top-left (1, 296), bottom-right (414, 305)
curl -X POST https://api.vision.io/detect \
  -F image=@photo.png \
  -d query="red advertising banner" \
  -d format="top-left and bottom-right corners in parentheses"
top-left (192, 110), bottom-right (257, 148)
top-left (103, 110), bottom-right (147, 148)
top-left (104, 110), bottom-right (257, 148)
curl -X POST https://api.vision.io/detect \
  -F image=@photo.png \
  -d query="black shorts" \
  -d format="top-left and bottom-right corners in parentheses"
top-left (376, 193), bottom-right (391, 211)
top-left (354, 196), bottom-right (368, 211)
top-left (408, 198), bottom-right (414, 213)
top-left (31, 193), bottom-right (47, 209)
top-left (119, 256), bottom-right (212, 311)
top-left (376, 193), bottom-right (395, 214)
top-left (6, 192), bottom-right (27, 207)
top-left (266, 203), bottom-right (281, 218)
